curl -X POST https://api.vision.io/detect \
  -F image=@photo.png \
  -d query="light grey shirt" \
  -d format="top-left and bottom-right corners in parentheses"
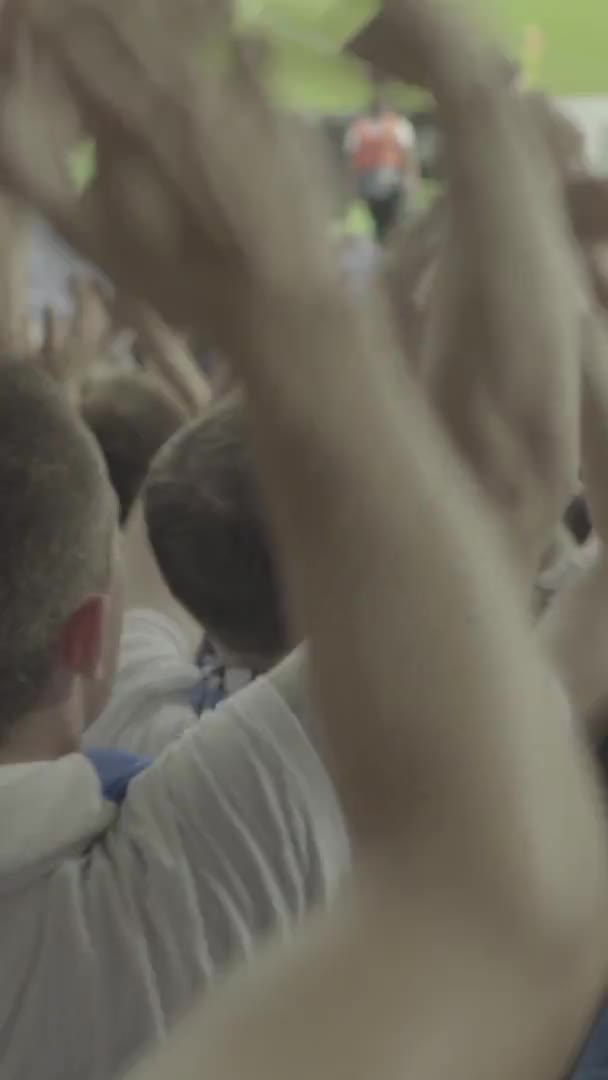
top-left (0, 613), bottom-right (349, 1080)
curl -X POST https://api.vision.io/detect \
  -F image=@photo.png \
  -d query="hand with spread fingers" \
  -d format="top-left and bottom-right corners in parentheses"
top-left (383, 199), bottom-right (443, 378)
top-left (540, 242), bottom-right (608, 737)
top-left (120, 299), bottom-right (212, 417)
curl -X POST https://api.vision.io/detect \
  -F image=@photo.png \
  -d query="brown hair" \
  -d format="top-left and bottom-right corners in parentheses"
top-left (144, 393), bottom-right (287, 663)
top-left (81, 371), bottom-right (188, 525)
top-left (0, 360), bottom-right (112, 731)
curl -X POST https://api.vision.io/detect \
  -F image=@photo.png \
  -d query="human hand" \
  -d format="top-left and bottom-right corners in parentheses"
top-left (0, 0), bottom-right (337, 353)
top-left (423, 19), bottom-right (583, 583)
top-left (35, 275), bottom-right (113, 400)
top-left (119, 298), bottom-right (212, 417)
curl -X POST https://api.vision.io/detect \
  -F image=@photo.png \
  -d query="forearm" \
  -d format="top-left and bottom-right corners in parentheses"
top-left (229, 285), bottom-right (605, 939)
top-left (384, 201), bottom-right (442, 376)
top-left (428, 54), bottom-right (579, 572)
top-left (0, 195), bottom-right (29, 354)
top-left (581, 297), bottom-right (608, 541)
top-left (540, 315), bottom-right (608, 730)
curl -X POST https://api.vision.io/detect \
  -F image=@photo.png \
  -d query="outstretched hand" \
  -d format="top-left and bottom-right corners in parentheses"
top-left (0, 0), bottom-right (337, 348)
top-left (119, 298), bottom-right (212, 416)
top-left (36, 275), bottom-right (113, 391)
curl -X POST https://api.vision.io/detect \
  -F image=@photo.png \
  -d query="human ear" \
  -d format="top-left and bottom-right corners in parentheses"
top-left (59, 594), bottom-right (106, 678)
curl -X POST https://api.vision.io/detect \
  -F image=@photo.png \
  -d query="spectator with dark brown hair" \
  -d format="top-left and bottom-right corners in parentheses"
top-left (81, 371), bottom-right (188, 524)
top-left (144, 392), bottom-right (288, 710)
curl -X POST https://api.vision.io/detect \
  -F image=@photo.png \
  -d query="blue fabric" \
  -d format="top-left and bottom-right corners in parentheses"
top-left (85, 748), bottom-right (151, 806)
top-left (572, 1005), bottom-right (608, 1079)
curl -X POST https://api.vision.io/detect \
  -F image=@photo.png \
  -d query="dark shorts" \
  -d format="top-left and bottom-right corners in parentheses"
top-left (365, 188), bottom-right (404, 243)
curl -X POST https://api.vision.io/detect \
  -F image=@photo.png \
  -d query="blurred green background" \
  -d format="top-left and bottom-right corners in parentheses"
top-left (237, 0), bottom-right (608, 110)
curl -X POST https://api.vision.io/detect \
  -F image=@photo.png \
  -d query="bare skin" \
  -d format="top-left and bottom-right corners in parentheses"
top-left (120, 300), bottom-right (212, 417)
top-left (1, 3), bottom-right (607, 1080)
top-left (0, 189), bottom-right (31, 354)
top-left (414, 74), bottom-right (581, 583)
top-left (541, 256), bottom-right (608, 734)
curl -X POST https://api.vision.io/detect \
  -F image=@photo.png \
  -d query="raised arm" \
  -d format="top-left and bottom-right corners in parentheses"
top-left (4, 2), bottom-right (608, 1078)
top-left (354, 13), bottom-right (581, 584)
top-left (382, 197), bottom-right (443, 376)
top-left (541, 256), bottom-right (608, 734)
top-left (0, 189), bottom-right (30, 354)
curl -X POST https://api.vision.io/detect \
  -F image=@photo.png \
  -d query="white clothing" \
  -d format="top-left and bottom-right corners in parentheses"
top-left (0, 612), bottom-right (349, 1080)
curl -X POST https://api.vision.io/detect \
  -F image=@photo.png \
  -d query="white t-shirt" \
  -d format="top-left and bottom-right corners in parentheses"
top-left (0, 612), bottom-right (349, 1080)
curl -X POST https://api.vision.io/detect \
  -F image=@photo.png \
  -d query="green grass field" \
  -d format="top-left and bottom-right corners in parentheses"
top-left (243, 0), bottom-right (608, 109)
top-left (496, 0), bottom-right (608, 94)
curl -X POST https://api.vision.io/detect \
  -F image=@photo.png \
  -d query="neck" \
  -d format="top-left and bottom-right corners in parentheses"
top-left (0, 694), bottom-right (83, 766)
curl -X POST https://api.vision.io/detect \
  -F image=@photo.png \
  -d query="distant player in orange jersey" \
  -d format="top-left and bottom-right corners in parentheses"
top-left (344, 94), bottom-right (419, 243)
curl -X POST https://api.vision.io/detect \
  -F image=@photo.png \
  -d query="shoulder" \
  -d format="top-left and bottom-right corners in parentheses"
top-left (97, 667), bottom-right (349, 949)
top-left (119, 653), bottom-right (348, 888)
top-left (81, 661), bottom-right (347, 1010)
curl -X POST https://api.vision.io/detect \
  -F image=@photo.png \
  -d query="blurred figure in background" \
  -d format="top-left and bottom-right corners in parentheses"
top-left (344, 92), bottom-right (419, 243)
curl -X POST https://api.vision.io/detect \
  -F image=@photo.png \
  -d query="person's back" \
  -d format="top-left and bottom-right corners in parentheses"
top-left (0, 363), bottom-right (348, 1080)
top-left (0, 659), bottom-right (347, 1080)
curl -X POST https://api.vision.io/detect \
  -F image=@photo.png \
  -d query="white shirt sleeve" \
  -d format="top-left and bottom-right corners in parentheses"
top-left (97, 659), bottom-right (350, 1042)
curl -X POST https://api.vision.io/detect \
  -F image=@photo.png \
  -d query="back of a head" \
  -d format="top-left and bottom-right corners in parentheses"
top-left (81, 371), bottom-right (188, 525)
top-left (144, 394), bottom-right (286, 665)
top-left (0, 360), bottom-right (111, 733)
